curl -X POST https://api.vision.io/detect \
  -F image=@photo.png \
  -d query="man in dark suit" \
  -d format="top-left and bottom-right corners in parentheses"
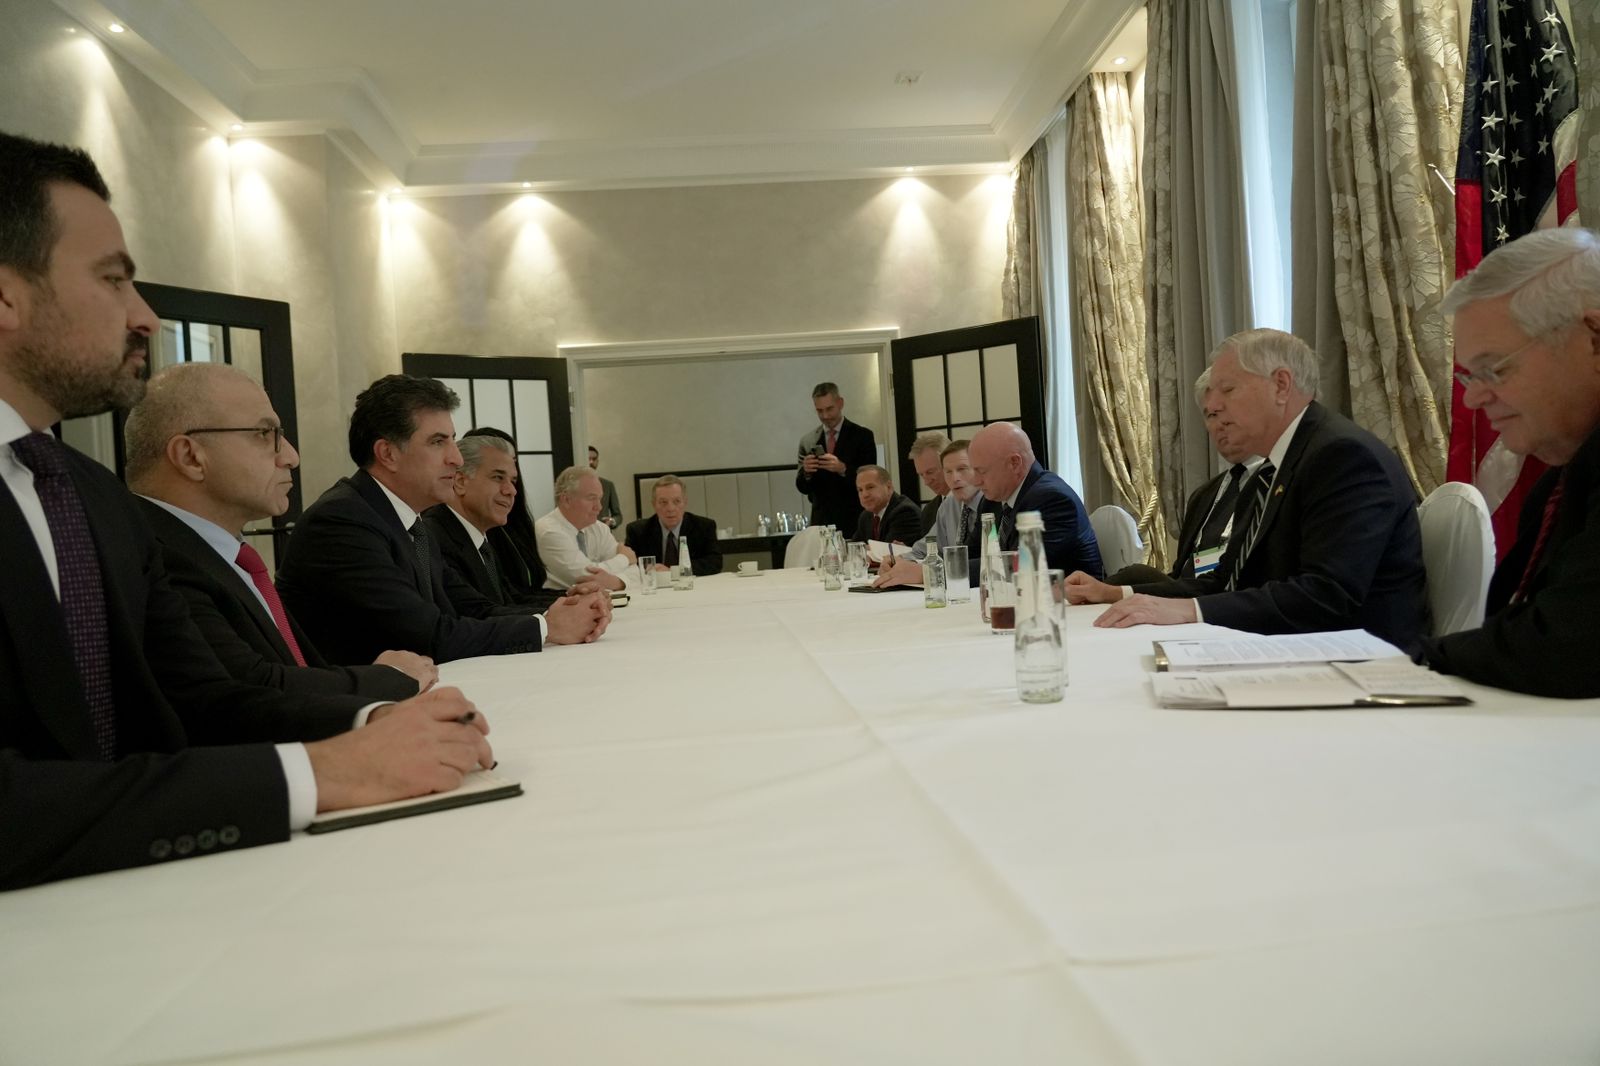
top-left (0, 131), bottom-right (491, 890)
top-left (1416, 227), bottom-right (1600, 696)
top-left (851, 465), bottom-right (923, 545)
top-left (125, 362), bottom-right (431, 701)
top-left (624, 474), bottom-right (723, 576)
top-left (1074, 329), bottom-right (1426, 649)
top-left (587, 445), bottom-right (623, 529)
top-left (908, 431), bottom-right (951, 538)
top-left (278, 375), bottom-right (607, 665)
top-left (423, 433), bottom-right (563, 612)
top-left (796, 381), bottom-right (876, 531)
top-left (968, 422), bottom-right (1103, 580)
top-left (1107, 367), bottom-right (1260, 585)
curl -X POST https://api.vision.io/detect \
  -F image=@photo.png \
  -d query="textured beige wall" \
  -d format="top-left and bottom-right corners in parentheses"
top-left (584, 351), bottom-right (882, 527)
top-left (389, 176), bottom-right (1010, 358)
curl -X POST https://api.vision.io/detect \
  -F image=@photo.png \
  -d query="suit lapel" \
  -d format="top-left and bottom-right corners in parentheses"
top-left (352, 471), bottom-right (431, 599)
top-left (1246, 404), bottom-right (1321, 560)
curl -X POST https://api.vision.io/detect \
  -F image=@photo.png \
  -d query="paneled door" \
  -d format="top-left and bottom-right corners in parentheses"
top-left (400, 353), bottom-right (573, 521)
top-left (890, 317), bottom-right (1046, 501)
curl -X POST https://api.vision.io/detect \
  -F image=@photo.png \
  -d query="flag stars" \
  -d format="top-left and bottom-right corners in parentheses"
top-left (1496, 224), bottom-right (1510, 243)
top-left (1482, 111), bottom-right (1504, 131)
top-left (1538, 136), bottom-right (1551, 154)
top-left (1542, 43), bottom-right (1564, 64)
top-left (1506, 72), bottom-right (1519, 92)
top-left (1541, 9), bottom-right (1563, 28)
top-left (1490, 185), bottom-right (1507, 205)
top-left (1485, 147), bottom-right (1505, 167)
top-left (1510, 148), bottom-right (1524, 166)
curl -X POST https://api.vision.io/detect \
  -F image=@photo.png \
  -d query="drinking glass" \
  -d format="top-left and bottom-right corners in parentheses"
top-left (942, 544), bottom-right (970, 603)
top-left (637, 556), bottom-right (656, 595)
top-left (989, 550), bottom-right (1019, 632)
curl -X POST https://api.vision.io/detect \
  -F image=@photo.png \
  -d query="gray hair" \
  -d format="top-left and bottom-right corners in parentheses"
top-left (907, 431), bottom-right (951, 460)
top-left (1442, 227), bottom-right (1600, 339)
top-left (124, 363), bottom-right (249, 483)
top-left (1211, 328), bottom-right (1319, 397)
top-left (651, 474), bottom-right (684, 499)
top-left (554, 465), bottom-right (595, 499)
top-left (856, 464), bottom-right (892, 486)
top-left (457, 434), bottom-right (514, 476)
top-left (1192, 367), bottom-right (1212, 406)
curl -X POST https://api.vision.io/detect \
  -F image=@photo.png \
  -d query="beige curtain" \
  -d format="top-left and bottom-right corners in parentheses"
top-left (1142, 0), bottom-right (1255, 549)
top-left (1317, 0), bottom-right (1461, 495)
top-left (1002, 148), bottom-right (1040, 320)
top-left (1576, 0), bottom-right (1600, 225)
top-left (1067, 74), bottom-right (1170, 568)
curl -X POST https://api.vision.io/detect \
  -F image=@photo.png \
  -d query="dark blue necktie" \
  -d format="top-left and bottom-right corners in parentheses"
top-left (11, 432), bottom-right (117, 759)
top-left (407, 519), bottom-right (434, 603)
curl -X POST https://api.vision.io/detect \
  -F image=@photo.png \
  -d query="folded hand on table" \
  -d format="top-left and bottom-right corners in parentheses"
top-left (1065, 571), bottom-right (1125, 605)
top-left (1093, 594), bottom-right (1198, 628)
top-left (307, 687), bottom-right (493, 811)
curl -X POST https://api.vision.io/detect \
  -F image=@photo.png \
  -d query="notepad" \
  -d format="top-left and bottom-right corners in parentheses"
top-left (306, 769), bottom-right (523, 834)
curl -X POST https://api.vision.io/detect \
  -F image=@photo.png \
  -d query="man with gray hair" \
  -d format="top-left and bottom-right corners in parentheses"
top-left (1416, 227), bottom-right (1600, 696)
top-left (907, 431), bottom-right (952, 538)
top-left (422, 433), bottom-right (566, 612)
top-left (624, 474), bottom-right (723, 576)
top-left (126, 363), bottom-right (434, 700)
top-left (1071, 327), bottom-right (1426, 649)
top-left (536, 464), bottom-right (638, 591)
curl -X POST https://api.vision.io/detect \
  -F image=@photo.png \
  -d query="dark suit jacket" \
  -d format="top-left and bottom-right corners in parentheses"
top-left (919, 496), bottom-right (941, 537)
top-left (1, 444), bottom-right (368, 890)
top-left (137, 499), bottom-right (419, 701)
top-left (277, 470), bottom-right (543, 664)
top-left (970, 463), bottom-right (1103, 581)
top-left (796, 418), bottom-right (876, 531)
top-left (1420, 424), bottom-right (1600, 696)
top-left (422, 505), bottom-right (562, 612)
top-left (852, 492), bottom-right (924, 545)
top-left (1136, 402), bottom-right (1426, 648)
top-left (624, 512), bottom-right (723, 575)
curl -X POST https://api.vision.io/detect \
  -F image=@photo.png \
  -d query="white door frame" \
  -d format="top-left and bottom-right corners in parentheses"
top-left (560, 327), bottom-right (900, 467)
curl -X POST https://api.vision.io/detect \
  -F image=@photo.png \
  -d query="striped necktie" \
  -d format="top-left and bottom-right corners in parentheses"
top-left (1223, 461), bottom-right (1276, 591)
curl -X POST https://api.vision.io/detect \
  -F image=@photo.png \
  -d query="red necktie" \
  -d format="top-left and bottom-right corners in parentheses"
top-left (1512, 472), bottom-right (1566, 603)
top-left (236, 541), bottom-right (307, 667)
top-left (827, 428), bottom-right (838, 454)
top-left (871, 514), bottom-right (880, 539)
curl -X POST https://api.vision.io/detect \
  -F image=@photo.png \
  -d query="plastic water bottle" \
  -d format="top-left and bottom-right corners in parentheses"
top-left (674, 538), bottom-right (695, 590)
top-left (921, 536), bottom-right (946, 608)
top-left (1013, 511), bottom-right (1063, 702)
top-left (977, 512), bottom-right (998, 623)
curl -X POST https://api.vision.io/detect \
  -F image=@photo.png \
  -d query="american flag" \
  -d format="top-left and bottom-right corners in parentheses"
top-left (1449, 0), bottom-right (1580, 558)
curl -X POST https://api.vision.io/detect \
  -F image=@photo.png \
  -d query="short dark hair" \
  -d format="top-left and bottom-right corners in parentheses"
top-left (940, 438), bottom-right (971, 462)
top-left (811, 382), bottom-right (840, 400)
top-left (348, 374), bottom-right (459, 467)
top-left (587, 445), bottom-right (599, 456)
top-left (0, 131), bottom-right (111, 281)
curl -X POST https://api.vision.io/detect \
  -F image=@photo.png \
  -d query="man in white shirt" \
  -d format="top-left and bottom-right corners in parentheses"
top-left (0, 129), bottom-right (490, 890)
top-left (871, 438), bottom-right (986, 587)
top-left (537, 465), bottom-right (638, 591)
top-left (124, 362), bottom-right (436, 699)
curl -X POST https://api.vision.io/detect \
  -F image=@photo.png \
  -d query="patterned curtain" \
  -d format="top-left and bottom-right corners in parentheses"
top-left (1002, 148), bottom-right (1039, 320)
top-left (1318, 0), bottom-right (1461, 495)
top-left (1142, 0), bottom-right (1255, 551)
top-left (1067, 74), bottom-right (1170, 568)
top-left (1576, 0), bottom-right (1600, 225)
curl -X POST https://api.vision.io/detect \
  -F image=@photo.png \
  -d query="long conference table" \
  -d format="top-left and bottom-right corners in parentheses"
top-left (4, 569), bottom-right (1600, 1065)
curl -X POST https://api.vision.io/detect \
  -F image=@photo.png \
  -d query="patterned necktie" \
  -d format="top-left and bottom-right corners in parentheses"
top-left (999, 504), bottom-right (1016, 547)
top-left (1512, 471), bottom-right (1567, 603)
top-left (959, 504), bottom-right (974, 545)
top-left (871, 513), bottom-right (881, 539)
top-left (1198, 463), bottom-right (1248, 551)
top-left (11, 432), bottom-right (116, 760)
top-left (1223, 461), bottom-right (1276, 591)
top-left (407, 519), bottom-right (434, 603)
top-left (478, 541), bottom-right (505, 602)
top-left (665, 531), bottom-right (680, 566)
top-left (235, 541), bottom-right (307, 667)
top-left (826, 428), bottom-right (838, 454)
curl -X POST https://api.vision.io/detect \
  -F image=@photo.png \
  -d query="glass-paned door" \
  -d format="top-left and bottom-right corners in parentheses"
top-left (400, 354), bottom-right (572, 520)
top-left (890, 317), bottom-right (1046, 500)
top-left (58, 282), bottom-right (297, 567)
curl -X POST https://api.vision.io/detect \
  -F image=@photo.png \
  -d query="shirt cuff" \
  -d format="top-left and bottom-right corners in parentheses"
top-left (1193, 599), bottom-right (1205, 623)
top-left (1119, 584), bottom-right (1133, 600)
top-left (275, 743), bottom-right (318, 831)
top-left (352, 702), bottom-right (388, 728)
top-left (535, 613), bottom-right (548, 641)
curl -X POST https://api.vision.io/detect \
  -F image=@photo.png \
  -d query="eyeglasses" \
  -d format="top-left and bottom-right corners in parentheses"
top-left (1453, 333), bottom-right (1545, 390)
top-left (183, 425), bottom-right (286, 452)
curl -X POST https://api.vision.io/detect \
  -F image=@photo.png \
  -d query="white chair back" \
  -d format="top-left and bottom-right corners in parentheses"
top-left (1089, 505), bottom-right (1143, 574)
top-left (1417, 481), bottom-right (1494, 637)
top-left (784, 525), bottom-right (828, 569)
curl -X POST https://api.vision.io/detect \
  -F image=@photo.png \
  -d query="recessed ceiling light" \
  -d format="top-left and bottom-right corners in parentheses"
top-left (229, 123), bottom-right (244, 132)
top-left (905, 167), bottom-right (915, 173)
top-left (1112, 55), bottom-right (1128, 66)
top-left (521, 181), bottom-right (532, 189)
top-left (65, 26), bottom-right (77, 34)
top-left (108, 22), bottom-right (126, 33)
top-left (387, 188), bottom-right (402, 198)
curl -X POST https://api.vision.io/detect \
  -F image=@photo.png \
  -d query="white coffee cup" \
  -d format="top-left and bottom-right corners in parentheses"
top-left (737, 560), bottom-right (758, 574)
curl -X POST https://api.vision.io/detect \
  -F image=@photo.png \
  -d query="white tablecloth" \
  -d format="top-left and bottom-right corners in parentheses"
top-left (4, 569), bottom-right (1599, 1065)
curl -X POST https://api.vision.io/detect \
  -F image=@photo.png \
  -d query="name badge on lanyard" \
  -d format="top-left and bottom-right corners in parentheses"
top-left (1192, 545), bottom-right (1225, 576)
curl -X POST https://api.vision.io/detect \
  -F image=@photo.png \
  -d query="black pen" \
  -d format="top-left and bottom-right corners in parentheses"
top-left (456, 711), bottom-right (477, 725)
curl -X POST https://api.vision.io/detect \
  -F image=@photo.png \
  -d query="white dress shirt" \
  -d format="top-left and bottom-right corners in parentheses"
top-left (0, 397), bottom-right (315, 829)
top-left (535, 507), bottom-right (634, 589)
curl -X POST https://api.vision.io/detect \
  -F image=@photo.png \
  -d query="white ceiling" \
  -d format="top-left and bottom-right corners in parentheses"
top-left (55, 0), bottom-right (1146, 193)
